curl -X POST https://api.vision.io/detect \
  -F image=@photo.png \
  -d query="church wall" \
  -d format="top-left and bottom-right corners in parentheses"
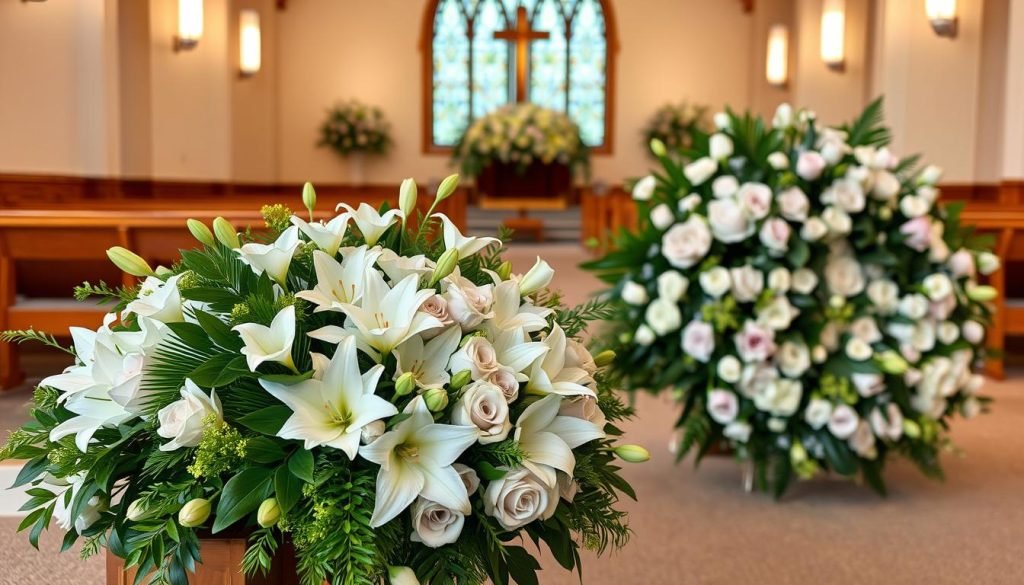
top-left (230, 0), bottom-right (281, 184)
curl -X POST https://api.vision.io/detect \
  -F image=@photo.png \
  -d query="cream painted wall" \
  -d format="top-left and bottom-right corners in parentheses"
top-left (747, 0), bottom-right (795, 119)
top-left (231, 0), bottom-right (279, 183)
top-left (1002, 0), bottom-right (1024, 179)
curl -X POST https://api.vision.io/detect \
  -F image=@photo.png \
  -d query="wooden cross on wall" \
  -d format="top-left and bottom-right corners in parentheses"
top-left (494, 6), bottom-right (549, 103)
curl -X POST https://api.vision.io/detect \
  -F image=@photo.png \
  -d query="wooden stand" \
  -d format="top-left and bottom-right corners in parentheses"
top-left (476, 161), bottom-right (572, 203)
top-left (479, 196), bottom-right (568, 243)
top-left (107, 537), bottom-right (300, 585)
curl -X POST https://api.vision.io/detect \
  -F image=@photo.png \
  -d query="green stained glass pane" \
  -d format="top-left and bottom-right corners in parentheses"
top-left (432, 0), bottom-right (471, 146)
top-left (472, 0), bottom-right (511, 118)
top-left (528, 0), bottom-right (567, 113)
top-left (568, 0), bottom-right (606, 146)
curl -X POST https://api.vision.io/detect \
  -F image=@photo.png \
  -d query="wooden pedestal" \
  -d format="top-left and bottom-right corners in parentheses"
top-left (107, 537), bottom-right (300, 585)
top-left (476, 161), bottom-right (572, 202)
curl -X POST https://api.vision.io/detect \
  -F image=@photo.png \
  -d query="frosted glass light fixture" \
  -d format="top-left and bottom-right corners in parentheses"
top-left (174, 0), bottom-right (203, 52)
top-left (820, 0), bottom-right (846, 70)
top-left (926, 0), bottom-right (958, 37)
top-left (765, 25), bottom-right (789, 87)
top-left (239, 10), bottom-right (262, 77)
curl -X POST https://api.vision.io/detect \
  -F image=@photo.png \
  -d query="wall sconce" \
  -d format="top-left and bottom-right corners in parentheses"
top-left (239, 10), bottom-right (262, 77)
top-left (765, 25), bottom-right (789, 87)
top-left (926, 0), bottom-right (958, 37)
top-left (174, 0), bottom-right (203, 52)
top-left (820, 0), bottom-right (846, 70)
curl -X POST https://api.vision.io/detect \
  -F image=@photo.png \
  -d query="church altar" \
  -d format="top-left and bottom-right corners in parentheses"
top-left (475, 161), bottom-right (572, 203)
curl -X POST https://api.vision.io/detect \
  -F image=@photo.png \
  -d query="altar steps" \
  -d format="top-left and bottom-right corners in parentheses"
top-left (466, 206), bottom-right (582, 243)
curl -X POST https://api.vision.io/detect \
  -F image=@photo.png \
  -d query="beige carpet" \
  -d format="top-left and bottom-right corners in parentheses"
top-left (2, 243), bottom-right (1022, 584)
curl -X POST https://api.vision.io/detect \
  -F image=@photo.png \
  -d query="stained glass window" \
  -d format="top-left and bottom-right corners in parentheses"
top-left (426, 0), bottom-right (612, 150)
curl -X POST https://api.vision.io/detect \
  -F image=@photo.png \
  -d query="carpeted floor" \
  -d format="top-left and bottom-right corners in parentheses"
top-left (1, 244), bottom-right (1023, 584)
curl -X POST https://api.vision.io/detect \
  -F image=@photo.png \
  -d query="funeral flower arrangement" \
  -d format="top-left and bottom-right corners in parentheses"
top-left (0, 177), bottom-right (644, 585)
top-left (319, 99), bottom-right (392, 157)
top-left (584, 100), bottom-right (998, 496)
top-left (452, 103), bottom-right (589, 178)
top-left (642, 102), bottom-right (708, 155)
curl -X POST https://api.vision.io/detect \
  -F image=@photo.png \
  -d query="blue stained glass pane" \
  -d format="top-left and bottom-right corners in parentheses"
top-left (472, 0), bottom-right (511, 118)
top-left (568, 0), bottom-right (606, 146)
top-left (528, 0), bottom-right (567, 113)
top-left (432, 0), bottom-right (471, 146)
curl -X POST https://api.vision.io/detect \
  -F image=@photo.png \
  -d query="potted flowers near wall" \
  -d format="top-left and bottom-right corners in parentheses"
top-left (452, 103), bottom-right (589, 203)
top-left (318, 99), bottom-right (391, 186)
top-left (642, 101), bottom-right (709, 156)
top-left (584, 99), bottom-right (999, 497)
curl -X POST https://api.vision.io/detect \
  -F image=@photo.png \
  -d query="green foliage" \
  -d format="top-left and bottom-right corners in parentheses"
top-left (187, 418), bottom-right (248, 478)
top-left (0, 329), bottom-right (74, 355)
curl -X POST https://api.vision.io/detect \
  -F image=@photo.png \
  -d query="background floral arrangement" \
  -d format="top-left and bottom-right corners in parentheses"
top-left (452, 103), bottom-right (590, 179)
top-left (584, 99), bottom-right (999, 496)
top-left (0, 177), bottom-right (645, 585)
top-left (318, 99), bottom-right (392, 157)
top-left (642, 102), bottom-right (708, 155)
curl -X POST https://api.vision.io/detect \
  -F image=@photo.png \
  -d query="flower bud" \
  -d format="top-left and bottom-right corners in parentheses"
top-left (449, 369), bottom-right (472, 391)
top-left (977, 251), bottom-right (1000, 276)
top-left (361, 420), bottom-right (385, 445)
top-left (257, 498), bottom-right (281, 528)
top-left (302, 182), bottom-right (317, 215)
top-left (593, 349), bottom-right (616, 367)
top-left (713, 112), bottom-right (730, 130)
top-left (966, 284), bottom-right (998, 302)
top-left (394, 372), bottom-right (416, 398)
top-left (126, 500), bottom-right (149, 522)
top-left (423, 388), bottom-right (449, 412)
top-left (187, 219), bottom-right (216, 247)
top-left (430, 248), bottom-right (459, 285)
top-left (213, 217), bottom-right (241, 249)
top-left (902, 419), bottom-right (921, 439)
top-left (435, 174), bottom-right (460, 203)
top-left (518, 257), bottom-right (554, 296)
top-left (399, 178), bottom-right (418, 218)
top-left (789, 441), bottom-right (807, 464)
top-left (877, 350), bottom-right (909, 375)
top-left (496, 260), bottom-right (513, 281)
top-left (106, 246), bottom-right (155, 277)
top-left (178, 498), bottom-right (211, 528)
top-left (614, 444), bottom-right (650, 463)
top-left (388, 566), bottom-right (420, 585)
top-left (155, 265), bottom-right (173, 277)
top-left (828, 295), bottom-right (844, 309)
top-left (649, 138), bottom-right (667, 158)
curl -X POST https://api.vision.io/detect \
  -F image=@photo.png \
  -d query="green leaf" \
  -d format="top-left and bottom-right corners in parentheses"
top-left (237, 406), bottom-right (292, 435)
top-left (164, 322), bottom-right (215, 352)
top-left (189, 353), bottom-right (250, 388)
top-left (259, 370), bottom-right (314, 385)
top-left (786, 237), bottom-right (810, 268)
top-left (245, 437), bottom-right (286, 464)
top-left (274, 466), bottom-right (302, 514)
top-left (195, 310), bottom-right (244, 350)
top-left (212, 467), bottom-right (273, 533)
top-left (12, 456), bottom-right (48, 488)
top-left (821, 433), bottom-right (858, 476)
top-left (505, 546), bottom-right (541, 585)
top-left (477, 461), bottom-right (507, 481)
top-left (287, 450), bottom-right (315, 483)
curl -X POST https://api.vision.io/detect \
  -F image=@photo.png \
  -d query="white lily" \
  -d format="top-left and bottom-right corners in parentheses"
top-left (337, 203), bottom-right (402, 246)
top-left (360, 396), bottom-right (478, 527)
top-left (307, 325), bottom-right (382, 362)
top-left (238, 226), bottom-right (301, 285)
top-left (295, 246), bottom-right (384, 311)
top-left (50, 386), bottom-right (133, 452)
top-left (394, 326), bottom-right (462, 390)
top-left (434, 213), bottom-right (500, 258)
top-left (260, 337), bottom-right (397, 458)
top-left (233, 305), bottom-right (298, 372)
top-left (484, 280), bottom-right (552, 335)
top-left (338, 272), bottom-right (442, 356)
top-left (514, 394), bottom-right (606, 487)
top-left (124, 274), bottom-right (185, 323)
top-left (290, 212), bottom-right (350, 257)
top-left (378, 249), bottom-right (435, 284)
top-left (515, 257), bottom-right (555, 296)
top-left (525, 324), bottom-right (596, 397)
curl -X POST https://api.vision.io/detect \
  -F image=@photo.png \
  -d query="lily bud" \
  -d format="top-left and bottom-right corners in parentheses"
top-left (302, 182), bottom-right (317, 215)
top-left (423, 388), bottom-right (449, 412)
top-left (430, 248), bottom-right (459, 285)
top-left (518, 257), bottom-right (554, 296)
top-left (213, 217), bottom-right (241, 249)
top-left (435, 174), bottom-right (460, 203)
top-left (496, 260), bottom-right (513, 281)
top-left (789, 441), bottom-right (807, 464)
top-left (178, 498), bottom-right (211, 528)
top-left (614, 444), bottom-right (651, 463)
top-left (966, 284), bottom-right (998, 302)
top-left (257, 498), bottom-right (281, 528)
top-left (388, 566), bottom-right (420, 585)
top-left (593, 350), bottom-right (616, 367)
top-left (399, 178), bottom-right (418, 218)
top-left (155, 265), bottom-right (173, 277)
top-left (106, 247), bottom-right (155, 277)
top-left (187, 219), bottom-right (216, 247)
top-left (877, 350), bottom-right (909, 375)
top-left (126, 500), bottom-right (149, 522)
top-left (450, 369), bottom-right (472, 391)
top-left (649, 138), bottom-right (667, 158)
top-left (394, 372), bottom-right (416, 398)
top-left (902, 419), bottom-right (921, 439)
top-left (977, 251), bottom-right (1000, 275)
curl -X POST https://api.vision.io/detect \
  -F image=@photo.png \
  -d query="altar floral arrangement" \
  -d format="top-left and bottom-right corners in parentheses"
top-left (319, 99), bottom-right (392, 157)
top-left (642, 102), bottom-right (708, 154)
top-left (584, 100), bottom-right (998, 496)
top-left (0, 177), bottom-right (645, 585)
top-left (452, 103), bottom-right (589, 178)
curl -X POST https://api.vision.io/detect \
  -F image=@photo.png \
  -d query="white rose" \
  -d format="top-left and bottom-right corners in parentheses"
top-left (565, 339), bottom-right (597, 376)
top-left (650, 203), bottom-right (676, 230)
top-left (657, 271), bottom-right (689, 302)
top-left (848, 421), bottom-right (877, 458)
top-left (712, 176), bottom-right (739, 199)
top-left (767, 267), bottom-right (791, 293)
top-left (632, 175), bottom-right (657, 201)
top-left (796, 151), bottom-right (827, 180)
top-left (791, 268), bottom-right (818, 295)
top-left (937, 321), bottom-right (960, 345)
top-left (738, 183), bottom-right (773, 220)
top-left (917, 185), bottom-right (939, 204)
top-left (729, 265), bottom-right (764, 302)
top-left (661, 216), bottom-right (712, 269)
top-left (450, 336), bottom-right (501, 380)
top-left (678, 193), bottom-right (702, 212)
top-left (948, 249), bottom-right (976, 279)
top-left (961, 320), bottom-right (985, 345)
top-left (453, 463), bottom-right (481, 495)
top-left (869, 404), bottom-right (903, 441)
top-left (899, 294), bottom-right (929, 319)
top-left (487, 369), bottom-right (521, 403)
top-left (919, 164), bottom-right (943, 185)
top-left (872, 170), bottom-right (901, 200)
top-left (776, 341), bottom-right (810, 378)
top-left (411, 498), bottom-right (465, 548)
top-left (977, 251), bottom-right (1000, 275)
top-left (635, 324), bottom-right (655, 346)
top-left (777, 187), bottom-right (810, 222)
top-left (827, 404), bottom-right (860, 439)
top-left (825, 252), bottom-right (865, 297)
top-left (773, 104), bottom-right (793, 128)
top-left (845, 338), bottom-right (873, 361)
top-left (681, 320), bottom-right (715, 363)
top-left (804, 399), bottom-right (833, 429)
top-left (713, 112), bottom-right (731, 130)
top-left (758, 218), bottom-right (791, 255)
top-left (707, 389), bottom-right (739, 424)
top-left (156, 380), bottom-right (222, 451)
top-left (767, 152), bottom-right (789, 170)
top-left (911, 321), bottom-right (937, 352)
top-left (621, 281), bottom-right (648, 306)
top-left (852, 373), bottom-right (885, 397)
top-left (734, 321), bottom-right (777, 363)
top-left (707, 198), bottom-right (753, 243)
top-left (822, 206), bottom-right (852, 236)
top-left (900, 195), bottom-right (930, 218)
top-left (800, 217), bottom-right (828, 241)
top-left (453, 381), bottom-right (511, 444)
top-left (419, 294), bottom-right (454, 338)
top-left (922, 273), bottom-right (953, 301)
top-left (717, 355), bottom-right (742, 383)
top-left (684, 157), bottom-right (718, 186)
top-left (484, 468), bottom-right (558, 530)
top-left (723, 421), bottom-right (752, 443)
top-left (753, 379), bottom-right (802, 417)
top-left (738, 363), bottom-right (779, 397)
top-left (710, 133), bottom-right (734, 160)
top-left (699, 267), bottom-right (731, 298)
top-left (757, 297), bottom-right (799, 330)
top-left (445, 280), bottom-right (494, 330)
top-left (646, 298), bottom-right (682, 336)
top-left (824, 180), bottom-right (865, 214)
top-left (849, 317), bottom-right (882, 343)
top-left (867, 280), bottom-right (900, 314)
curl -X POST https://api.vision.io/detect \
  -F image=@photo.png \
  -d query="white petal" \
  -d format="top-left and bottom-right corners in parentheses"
top-left (418, 464), bottom-right (471, 514)
top-left (416, 423), bottom-right (478, 467)
top-left (545, 415), bottom-right (606, 448)
top-left (370, 462), bottom-right (424, 527)
top-left (519, 431), bottom-right (576, 478)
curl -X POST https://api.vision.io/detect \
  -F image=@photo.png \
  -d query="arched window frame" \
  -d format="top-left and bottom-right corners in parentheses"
top-left (419, 0), bottom-right (619, 155)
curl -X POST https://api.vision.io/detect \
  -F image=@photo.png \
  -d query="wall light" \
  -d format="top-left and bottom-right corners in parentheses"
top-left (765, 25), bottom-right (789, 87)
top-left (926, 0), bottom-right (958, 37)
top-left (239, 10), bottom-right (262, 77)
top-left (820, 0), bottom-right (846, 70)
top-left (174, 0), bottom-right (203, 52)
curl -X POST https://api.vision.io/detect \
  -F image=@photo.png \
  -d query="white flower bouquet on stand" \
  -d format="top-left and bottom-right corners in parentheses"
top-left (1, 177), bottom-right (645, 584)
top-left (584, 100), bottom-right (998, 496)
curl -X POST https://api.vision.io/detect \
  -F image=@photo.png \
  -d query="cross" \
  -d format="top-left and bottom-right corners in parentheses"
top-left (494, 6), bottom-right (549, 103)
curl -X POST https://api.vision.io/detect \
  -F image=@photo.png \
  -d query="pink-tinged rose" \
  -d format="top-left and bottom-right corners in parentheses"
top-left (948, 249), bottom-right (976, 278)
top-left (848, 421), bottom-right (877, 458)
top-left (706, 389), bottom-right (739, 424)
top-left (661, 216), bottom-right (712, 269)
top-left (870, 404), bottom-right (903, 441)
top-left (707, 198), bottom-right (753, 243)
top-left (900, 216), bottom-right (932, 252)
top-left (777, 187), bottom-right (809, 222)
top-left (852, 373), bottom-right (885, 397)
top-left (827, 180), bottom-right (866, 213)
top-left (796, 151), bottom-right (827, 181)
top-left (681, 320), bottom-right (715, 362)
top-left (929, 296), bottom-right (956, 321)
top-left (729, 265), bottom-right (764, 303)
top-left (758, 218), bottom-right (791, 255)
top-left (962, 320), bottom-right (985, 345)
top-left (827, 404), bottom-right (859, 439)
top-left (734, 320), bottom-right (777, 363)
top-left (738, 183), bottom-right (772, 220)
